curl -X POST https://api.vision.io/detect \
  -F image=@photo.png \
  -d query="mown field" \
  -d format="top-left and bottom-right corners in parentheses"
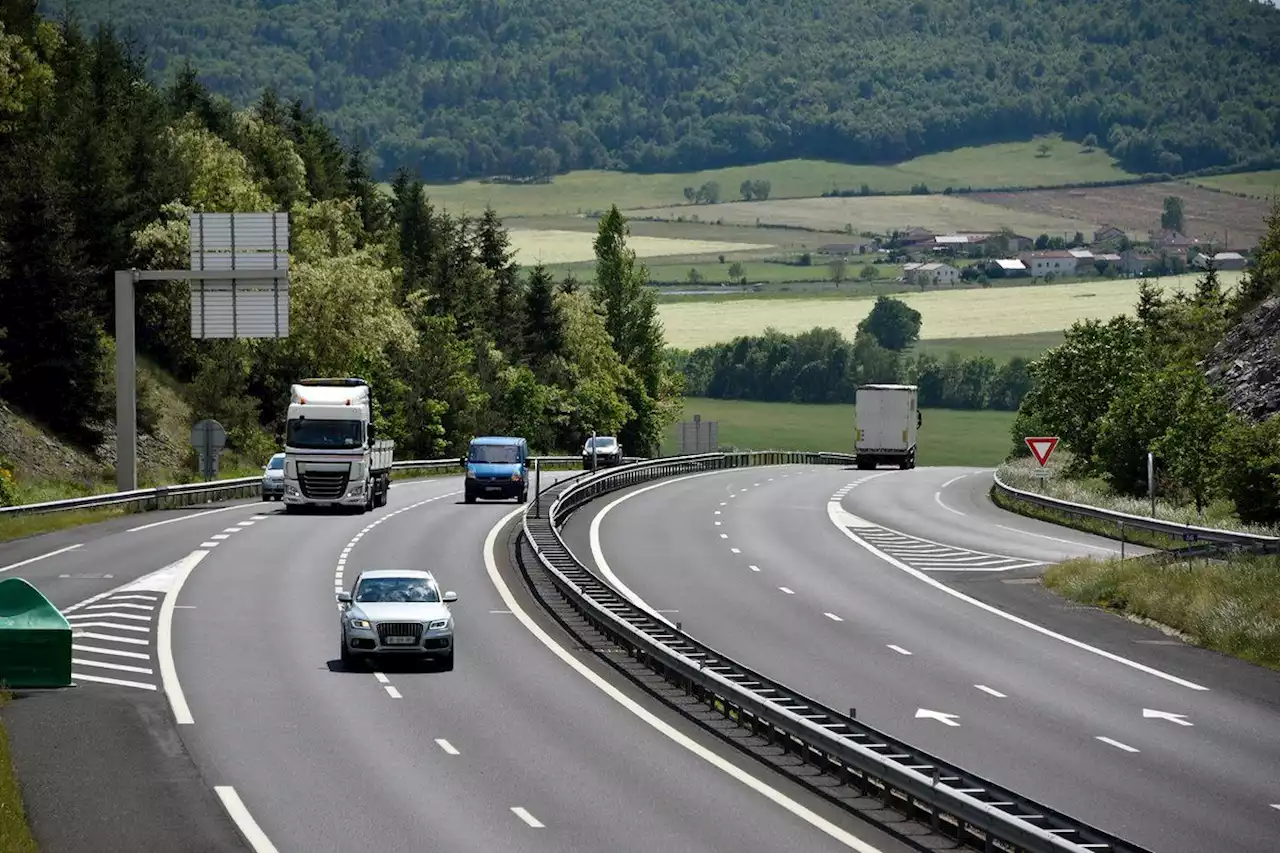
top-left (1186, 169), bottom-right (1280, 202)
top-left (506, 228), bottom-right (776, 265)
top-left (970, 182), bottom-right (1272, 246)
top-left (412, 136), bottom-right (1128, 217)
top-left (657, 273), bottom-right (1235, 349)
top-left (664, 398), bottom-right (1016, 467)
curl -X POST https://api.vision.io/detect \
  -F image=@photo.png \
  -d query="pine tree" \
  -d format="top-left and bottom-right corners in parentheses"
top-left (288, 99), bottom-right (347, 201)
top-left (475, 206), bottom-right (523, 352)
top-left (1230, 197), bottom-right (1280, 318)
top-left (521, 264), bottom-right (564, 372)
top-left (345, 145), bottom-right (390, 247)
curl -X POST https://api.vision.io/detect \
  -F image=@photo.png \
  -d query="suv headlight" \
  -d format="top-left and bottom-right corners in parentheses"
top-left (348, 618), bottom-right (372, 630)
top-left (428, 619), bottom-right (450, 630)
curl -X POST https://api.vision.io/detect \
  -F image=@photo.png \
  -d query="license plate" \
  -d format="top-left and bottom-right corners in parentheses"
top-left (314, 502), bottom-right (331, 507)
top-left (485, 486), bottom-right (500, 492)
top-left (385, 636), bottom-right (416, 645)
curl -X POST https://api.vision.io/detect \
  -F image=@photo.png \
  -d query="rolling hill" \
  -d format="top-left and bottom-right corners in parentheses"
top-left (44, 0), bottom-right (1280, 181)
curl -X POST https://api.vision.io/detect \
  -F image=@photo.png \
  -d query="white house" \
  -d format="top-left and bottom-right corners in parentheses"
top-left (1019, 250), bottom-right (1077, 276)
top-left (905, 262), bottom-right (960, 286)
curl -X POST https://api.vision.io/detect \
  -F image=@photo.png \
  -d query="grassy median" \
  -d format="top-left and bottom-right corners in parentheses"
top-left (1044, 555), bottom-right (1280, 671)
top-left (0, 693), bottom-right (39, 853)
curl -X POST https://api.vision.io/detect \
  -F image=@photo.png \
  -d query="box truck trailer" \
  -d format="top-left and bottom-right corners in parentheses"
top-left (855, 384), bottom-right (920, 470)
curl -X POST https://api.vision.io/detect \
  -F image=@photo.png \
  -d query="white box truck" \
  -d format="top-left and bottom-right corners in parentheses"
top-left (855, 383), bottom-right (920, 470)
top-left (282, 378), bottom-right (394, 513)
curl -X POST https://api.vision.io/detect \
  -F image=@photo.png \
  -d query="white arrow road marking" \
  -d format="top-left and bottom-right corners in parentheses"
top-left (1143, 708), bottom-right (1193, 726)
top-left (915, 708), bottom-right (960, 727)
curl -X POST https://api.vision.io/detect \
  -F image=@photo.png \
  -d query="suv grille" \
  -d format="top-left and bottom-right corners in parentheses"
top-left (299, 470), bottom-right (348, 499)
top-left (377, 622), bottom-right (423, 643)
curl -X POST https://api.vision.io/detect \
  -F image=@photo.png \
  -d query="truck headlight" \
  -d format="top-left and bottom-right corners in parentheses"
top-left (350, 462), bottom-right (365, 480)
top-left (348, 618), bottom-right (372, 630)
top-left (428, 619), bottom-right (449, 630)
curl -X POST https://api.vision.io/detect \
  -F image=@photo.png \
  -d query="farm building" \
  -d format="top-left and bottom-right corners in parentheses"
top-left (1193, 251), bottom-right (1248, 271)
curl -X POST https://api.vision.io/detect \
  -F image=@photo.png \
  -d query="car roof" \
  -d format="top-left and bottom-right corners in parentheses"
top-left (471, 436), bottom-right (526, 445)
top-left (356, 569), bottom-right (437, 581)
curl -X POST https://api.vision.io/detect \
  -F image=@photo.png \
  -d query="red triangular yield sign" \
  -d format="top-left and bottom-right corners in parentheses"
top-left (1025, 436), bottom-right (1059, 466)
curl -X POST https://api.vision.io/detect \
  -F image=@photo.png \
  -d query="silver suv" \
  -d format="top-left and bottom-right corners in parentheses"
top-left (261, 452), bottom-right (285, 500)
top-left (337, 569), bottom-right (457, 670)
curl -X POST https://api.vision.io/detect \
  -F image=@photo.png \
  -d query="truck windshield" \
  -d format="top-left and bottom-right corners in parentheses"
top-left (469, 444), bottom-right (519, 464)
top-left (286, 418), bottom-right (363, 449)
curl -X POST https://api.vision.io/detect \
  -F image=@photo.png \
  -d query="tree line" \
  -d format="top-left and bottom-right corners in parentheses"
top-left (672, 296), bottom-right (1034, 411)
top-left (0, 6), bottom-right (679, 475)
top-left (1012, 203), bottom-right (1280, 523)
top-left (54, 0), bottom-right (1280, 181)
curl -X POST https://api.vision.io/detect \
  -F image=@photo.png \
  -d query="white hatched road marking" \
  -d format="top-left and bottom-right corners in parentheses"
top-left (511, 807), bottom-right (545, 828)
top-left (64, 590), bottom-right (162, 690)
top-left (435, 738), bottom-right (459, 755)
top-left (850, 518), bottom-right (1044, 573)
top-left (1096, 736), bottom-right (1140, 753)
top-left (887, 644), bottom-right (913, 656)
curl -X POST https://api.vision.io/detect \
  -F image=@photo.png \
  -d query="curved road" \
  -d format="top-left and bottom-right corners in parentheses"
top-left (566, 464), bottom-right (1280, 853)
top-left (2, 474), bottom-right (922, 852)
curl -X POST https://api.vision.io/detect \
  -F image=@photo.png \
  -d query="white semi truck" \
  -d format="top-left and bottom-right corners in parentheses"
top-left (281, 378), bottom-right (394, 513)
top-left (855, 383), bottom-right (921, 470)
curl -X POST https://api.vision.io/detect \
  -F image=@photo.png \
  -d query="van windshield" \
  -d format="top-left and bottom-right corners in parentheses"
top-left (287, 418), bottom-right (363, 449)
top-left (469, 444), bottom-right (519, 464)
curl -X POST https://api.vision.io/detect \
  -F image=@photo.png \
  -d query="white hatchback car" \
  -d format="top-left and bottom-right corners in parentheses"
top-left (337, 569), bottom-right (457, 670)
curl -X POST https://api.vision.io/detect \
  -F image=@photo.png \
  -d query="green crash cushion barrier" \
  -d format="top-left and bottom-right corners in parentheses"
top-left (0, 577), bottom-right (73, 689)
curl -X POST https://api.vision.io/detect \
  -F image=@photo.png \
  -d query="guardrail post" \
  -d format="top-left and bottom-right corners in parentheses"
top-left (1119, 521), bottom-right (1125, 559)
top-left (534, 458), bottom-right (541, 518)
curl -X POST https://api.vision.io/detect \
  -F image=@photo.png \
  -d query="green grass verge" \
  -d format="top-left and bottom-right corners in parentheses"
top-left (990, 484), bottom-right (1188, 552)
top-left (1185, 169), bottom-right (1280, 201)
top-left (0, 693), bottom-right (39, 853)
top-left (664, 398), bottom-right (1014, 466)
top-left (407, 136), bottom-right (1130, 216)
top-left (1043, 554), bottom-right (1280, 671)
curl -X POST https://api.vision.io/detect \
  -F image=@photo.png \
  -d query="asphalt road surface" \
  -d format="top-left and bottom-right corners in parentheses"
top-left (2, 474), bottom-right (915, 853)
top-left (566, 463), bottom-right (1280, 853)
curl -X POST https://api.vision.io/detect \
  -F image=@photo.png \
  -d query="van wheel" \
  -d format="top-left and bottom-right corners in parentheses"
top-left (465, 493), bottom-right (476, 504)
top-left (517, 488), bottom-right (527, 504)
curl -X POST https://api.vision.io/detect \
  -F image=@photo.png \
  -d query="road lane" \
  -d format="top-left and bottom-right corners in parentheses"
top-left (569, 464), bottom-right (1280, 853)
top-left (174, 473), bottom-right (902, 852)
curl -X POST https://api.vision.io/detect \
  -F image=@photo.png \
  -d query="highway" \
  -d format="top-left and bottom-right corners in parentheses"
top-left (2, 475), bottom-right (914, 853)
top-left (564, 463), bottom-right (1280, 853)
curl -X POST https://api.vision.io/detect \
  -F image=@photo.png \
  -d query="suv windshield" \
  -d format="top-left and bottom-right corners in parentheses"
top-left (266, 456), bottom-right (284, 470)
top-left (585, 437), bottom-right (617, 449)
top-left (286, 418), bottom-right (363, 449)
top-left (469, 444), bottom-right (519, 464)
top-left (355, 577), bottom-right (440, 603)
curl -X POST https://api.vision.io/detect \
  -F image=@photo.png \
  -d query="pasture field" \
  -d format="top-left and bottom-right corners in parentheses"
top-left (628, 194), bottom-right (1092, 238)
top-left (656, 273), bottom-right (1236, 349)
top-left (911, 331), bottom-right (1064, 362)
top-left (971, 182), bottom-right (1272, 246)
top-left (1186, 170), bottom-right (1280, 202)
top-left (410, 136), bottom-right (1128, 217)
top-left (663, 398), bottom-right (1016, 467)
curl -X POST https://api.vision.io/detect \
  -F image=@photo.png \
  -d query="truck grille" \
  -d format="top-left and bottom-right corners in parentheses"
top-left (376, 622), bottom-right (423, 643)
top-left (299, 470), bottom-right (348, 499)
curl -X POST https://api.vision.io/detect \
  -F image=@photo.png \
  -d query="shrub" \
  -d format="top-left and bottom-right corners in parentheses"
top-left (1215, 414), bottom-right (1280, 525)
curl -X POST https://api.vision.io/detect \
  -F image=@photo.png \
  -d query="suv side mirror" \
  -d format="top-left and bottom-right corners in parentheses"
top-left (443, 591), bottom-right (458, 603)
top-left (336, 591), bottom-right (352, 604)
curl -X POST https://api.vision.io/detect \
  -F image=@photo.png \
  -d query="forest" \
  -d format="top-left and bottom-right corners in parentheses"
top-left (673, 296), bottom-right (1034, 410)
top-left (0, 3), bottom-right (680, 482)
top-left (40, 0), bottom-right (1280, 181)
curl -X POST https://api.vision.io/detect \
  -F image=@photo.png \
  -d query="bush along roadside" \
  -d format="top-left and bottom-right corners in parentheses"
top-left (0, 692), bottom-right (40, 853)
top-left (989, 482), bottom-right (1192, 553)
top-left (1043, 555), bottom-right (1280, 672)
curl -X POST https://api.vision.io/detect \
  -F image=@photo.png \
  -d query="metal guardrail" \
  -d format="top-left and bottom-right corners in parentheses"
top-left (0, 455), bottom-right (643, 519)
top-left (991, 470), bottom-right (1280, 552)
top-left (518, 451), bottom-right (1154, 853)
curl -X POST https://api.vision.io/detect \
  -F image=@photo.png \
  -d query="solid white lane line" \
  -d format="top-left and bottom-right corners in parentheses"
top-left (127, 503), bottom-right (261, 532)
top-left (435, 739), bottom-right (460, 755)
top-left (385, 686), bottom-right (402, 699)
top-left (1096, 736), bottom-right (1139, 753)
top-left (887, 645), bottom-right (913, 656)
top-left (73, 643), bottom-right (149, 659)
top-left (779, 587), bottom-right (795, 595)
top-left (934, 491), bottom-right (965, 516)
top-left (0, 543), bottom-right (83, 573)
top-left (486, 506), bottom-right (887, 853)
top-left (373, 672), bottom-right (390, 684)
top-left (826, 500), bottom-right (1208, 691)
top-left (72, 657), bottom-right (154, 674)
top-left (993, 523), bottom-right (1119, 553)
top-left (749, 565), bottom-right (761, 572)
top-left (939, 474), bottom-right (969, 489)
top-left (159, 551), bottom-right (208, 725)
top-left (214, 786), bottom-right (279, 853)
top-left (71, 671), bottom-right (157, 689)
top-left (824, 612), bottom-right (843, 622)
top-left (975, 685), bottom-right (1007, 698)
top-left (511, 807), bottom-right (544, 828)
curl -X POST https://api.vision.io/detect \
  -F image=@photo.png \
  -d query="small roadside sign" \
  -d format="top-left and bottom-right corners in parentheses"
top-left (1025, 436), bottom-right (1059, 467)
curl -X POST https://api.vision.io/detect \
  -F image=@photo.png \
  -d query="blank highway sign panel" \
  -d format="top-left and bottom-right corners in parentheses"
top-left (190, 280), bottom-right (290, 338)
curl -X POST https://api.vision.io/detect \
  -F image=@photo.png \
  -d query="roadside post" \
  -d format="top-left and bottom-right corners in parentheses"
top-left (1024, 436), bottom-right (1059, 493)
top-left (533, 457), bottom-right (542, 518)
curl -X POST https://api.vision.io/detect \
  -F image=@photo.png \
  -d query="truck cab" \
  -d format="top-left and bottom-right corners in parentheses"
top-left (462, 437), bottom-right (529, 504)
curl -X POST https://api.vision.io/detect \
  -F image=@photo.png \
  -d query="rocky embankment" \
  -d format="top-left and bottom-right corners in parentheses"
top-left (1203, 295), bottom-right (1280, 421)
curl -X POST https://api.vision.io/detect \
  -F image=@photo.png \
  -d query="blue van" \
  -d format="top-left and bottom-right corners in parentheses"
top-left (462, 436), bottom-right (529, 504)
